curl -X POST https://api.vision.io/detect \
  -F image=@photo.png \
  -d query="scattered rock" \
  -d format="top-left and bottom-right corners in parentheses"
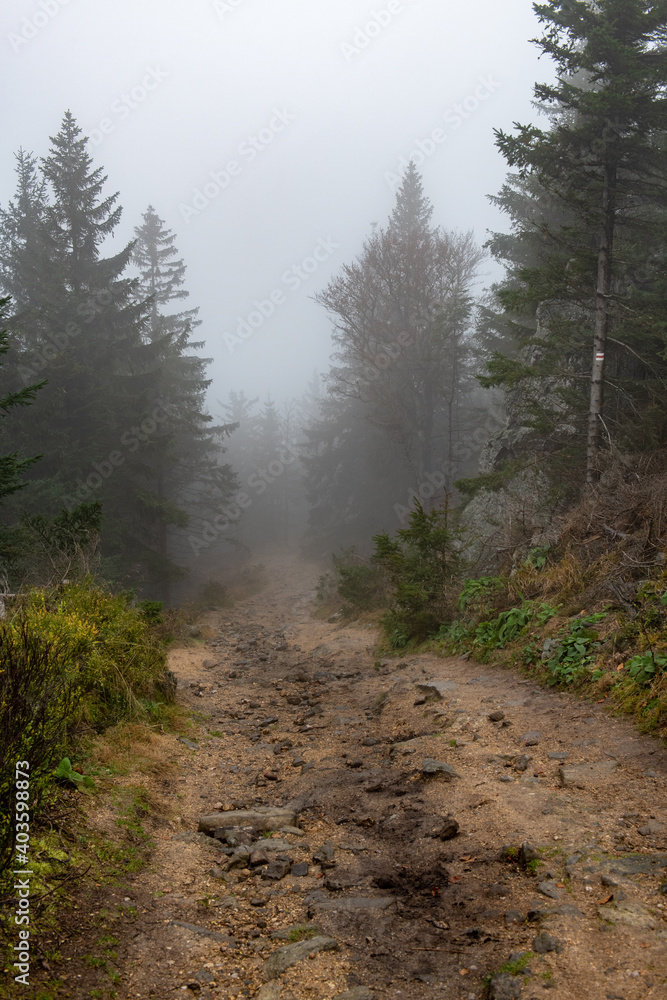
top-left (262, 859), bottom-right (292, 881)
top-left (505, 910), bottom-right (523, 926)
top-left (361, 737), bottom-right (380, 746)
top-left (257, 984), bottom-right (281, 1000)
top-left (488, 973), bottom-right (523, 1000)
top-left (306, 895), bottom-right (395, 914)
top-left (548, 752), bottom-right (569, 761)
top-left (178, 738), bottom-right (199, 750)
top-left (263, 935), bottom-right (339, 980)
top-left (415, 680), bottom-right (456, 700)
top-left (599, 901), bottom-right (656, 930)
top-left (514, 754), bottom-right (533, 772)
top-left (538, 880), bottom-right (562, 900)
top-left (334, 989), bottom-right (374, 1000)
top-left (522, 731), bottom-right (541, 746)
top-left (313, 841), bottom-right (335, 866)
top-left (533, 932), bottom-right (563, 954)
top-left (199, 808), bottom-right (297, 835)
top-left (638, 819), bottom-right (667, 836)
top-left (421, 758), bottom-right (461, 779)
top-left (168, 920), bottom-right (227, 943)
top-left (291, 862), bottom-right (309, 876)
top-left (558, 761), bottom-right (618, 789)
top-left (436, 814), bottom-right (460, 840)
top-left (488, 711), bottom-right (505, 722)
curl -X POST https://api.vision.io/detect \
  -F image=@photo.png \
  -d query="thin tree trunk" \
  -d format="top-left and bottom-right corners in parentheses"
top-left (586, 159), bottom-right (616, 484)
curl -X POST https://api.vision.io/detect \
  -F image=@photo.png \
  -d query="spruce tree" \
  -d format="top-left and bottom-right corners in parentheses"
top-left (494, 0), bottom-right (667, 482)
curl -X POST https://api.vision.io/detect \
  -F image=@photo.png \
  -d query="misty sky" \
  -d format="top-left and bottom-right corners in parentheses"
top-left (2, 0), bottom-right (550, 411)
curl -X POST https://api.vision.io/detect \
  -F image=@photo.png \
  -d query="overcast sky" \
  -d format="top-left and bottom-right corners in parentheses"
top-left (1, 0), bottom-right (550, 411)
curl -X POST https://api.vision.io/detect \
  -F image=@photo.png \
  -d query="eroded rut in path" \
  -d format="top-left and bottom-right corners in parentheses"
top-left (112, 557), bottom-right (667, 1000)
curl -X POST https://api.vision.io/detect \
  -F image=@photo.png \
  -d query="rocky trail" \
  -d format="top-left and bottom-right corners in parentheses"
top-left (94, 557), bottom-right (667, 1000)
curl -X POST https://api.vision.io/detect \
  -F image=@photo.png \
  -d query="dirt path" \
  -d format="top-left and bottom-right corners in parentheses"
top-left (107, 555), bottom-right (667, 1000)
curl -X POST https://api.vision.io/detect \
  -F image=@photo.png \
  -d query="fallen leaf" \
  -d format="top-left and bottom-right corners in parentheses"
top-left (555, 883), bottom-right (565, 888)
top-left (449, 875), bottom-right (462, 883)
top-left (597, 894), bottom-right (613, 904)
top-left (459, 969), bottom-right (470, 976)
top-left (459, 855), bottom-right (472, 862)
top-left (617, 663), bottom-right (625, 672)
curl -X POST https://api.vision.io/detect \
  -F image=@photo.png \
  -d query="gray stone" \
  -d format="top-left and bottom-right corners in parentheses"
top-left (334, 989), bottom-right (374, 1000)
top-left (538, 880), bottom-right (562, 900)
top-left (514, 754), bottom-right (533, 772)
top-left (179, 738), bottom-right (199, 750)
top-left (638, 819), bottom-right (667, 836)
top-left (168, 920), bottom-right (228, 943)
top-left (488, 711), bottom-right (505, 722)
top-left (263, 935), bottom-right (339, 979)
top-left (421, 758), bottom-right (461, 779)
top-left (533, 932), bottom-right (562, 954)
top-left (489, 973), bottom-right (523, 1000)
top-left (257, 984), bottom-right (281, 1000)
top-left (558, 761), bottom-right (618, 789)
top-left (199, 808), bottom-right (297, 834)
top-left (307, 896), bottom-right (396, 913)
top-left (291, 862), bottom-right (309, 876)
top-left (262, 859), bottom-right (292, 881)
top-left (522, 731), bottom-right (541, 746)
top-left (599, 902), bottom-right (657, 930)
top-left (361, 737), bottom-right (380, 746)
top-left (416, 679), bottom-right (457, 700)
top-left (548, 752), bottom-right (569, 761)
top-left (605, 853), bottom-right (667, 876)
top-left (505, 910), bottom-right (523, 926)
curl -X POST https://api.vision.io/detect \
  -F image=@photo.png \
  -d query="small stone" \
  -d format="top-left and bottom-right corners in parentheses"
top-left (313, 841), bottom-right (335, 865)
top-left (505, 909), bottom-right (523, 926)
top-left (548, 752), bottom-right (569, 761)
top-left (291, 862), bottom-right (309, 877)
top-left (262, 859), bottom-right (292, 881)
top-left (538, 880), bottom-right (562, 900)
top-left (488, 711), bottom-right (505, 722)
top-left (489, 973), bottom-right (523, 1000)
top-left (487, 883), bottom-right (510, 897)
top-left (334, 989), bottom-right (374, 1000)
top-left (522, 731), bottom-right (541, 746)
top-left (251, 896), bottom-right (269, 907)
top-left (499, 774), bottom-right (513, 782)
top-left (514, 754), bottom-right (533, 772)
top-left (533, 932), bottom-right (562, 954)
top-left (558, 760), bottom-right (618, 789)
top-left (250, 850), bottom-right (269, 867)
top-left (346, 758), bottom-right (364, 769)
top-left (519, 842), bottom-right (541, 866)
top-left (437, 815), bottom-right (460, 840)
top-left (421, 758), bottom-right (461, 779)
top-left (263, 935), bottom-right (339, 979)
top-left (179, 738), bottom-right (199, 750)
top-left (361, 737), bottom-right (380, 746)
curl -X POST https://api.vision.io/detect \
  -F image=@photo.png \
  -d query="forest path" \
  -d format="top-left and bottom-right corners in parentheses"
top-left (114, 555), bottom-right (667, 1000)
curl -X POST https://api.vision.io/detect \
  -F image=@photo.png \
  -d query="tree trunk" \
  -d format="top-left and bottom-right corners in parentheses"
top-left (586, 159), bottom-right (616, 485)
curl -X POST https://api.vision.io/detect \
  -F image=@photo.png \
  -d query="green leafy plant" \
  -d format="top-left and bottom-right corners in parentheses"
top-left (457, 575), bottom-right (504, 612)
top-left (55, 757), bottom-right (95, 790)
top-left (625, 651), bottom-right (667, 687)
top-left (545, 612), bottom-right (607, 685)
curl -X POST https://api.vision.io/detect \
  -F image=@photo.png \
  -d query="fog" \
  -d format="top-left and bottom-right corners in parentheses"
top-left (2, 0), bottom-right (547, 405)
